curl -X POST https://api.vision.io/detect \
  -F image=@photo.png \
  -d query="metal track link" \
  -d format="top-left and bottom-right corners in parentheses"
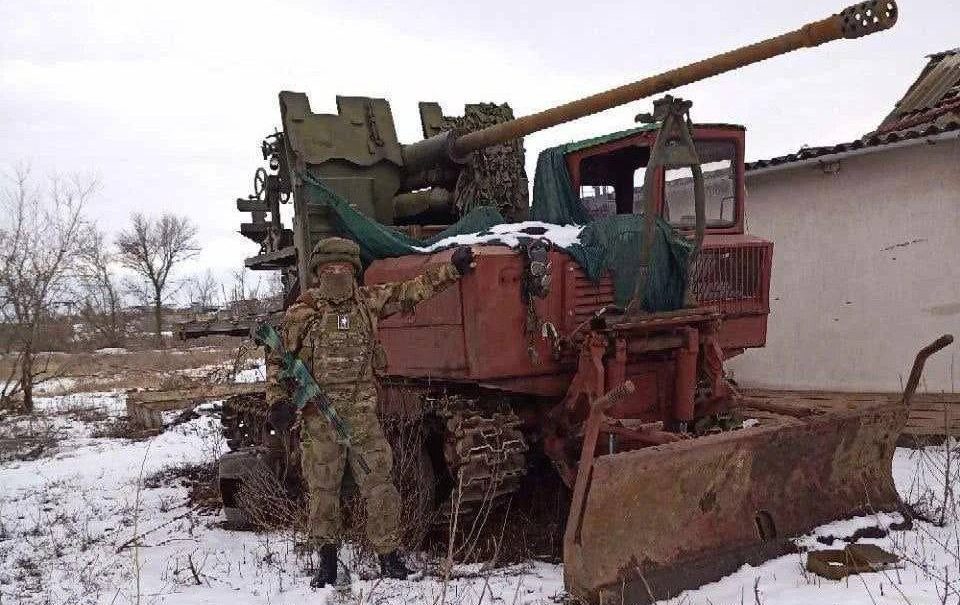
top-left (444, 410), bottom-right (529, 506)
top-left (221, 393), bottom-right (268, 451)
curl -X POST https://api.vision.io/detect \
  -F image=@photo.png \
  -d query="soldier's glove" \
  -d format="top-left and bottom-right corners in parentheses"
top-left (451, 246), bottom-right (475, 276)
top-left (268, 399), bottom-right (296, 432)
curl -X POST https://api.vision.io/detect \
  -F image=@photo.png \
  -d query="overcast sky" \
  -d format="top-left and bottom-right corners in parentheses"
top-left (1, 0), bottom-right (955, 280)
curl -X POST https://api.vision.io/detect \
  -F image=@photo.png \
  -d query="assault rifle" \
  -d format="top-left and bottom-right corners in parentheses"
top-left (252, 323), bottom-right (351, 443)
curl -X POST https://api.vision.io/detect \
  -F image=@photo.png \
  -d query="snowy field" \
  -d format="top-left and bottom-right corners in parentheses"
top-left (2, 389), bottom-right (960, 604)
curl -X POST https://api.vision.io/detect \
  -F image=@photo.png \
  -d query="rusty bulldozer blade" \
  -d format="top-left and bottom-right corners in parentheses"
top-left (564, 335), bottom-right (954, 604)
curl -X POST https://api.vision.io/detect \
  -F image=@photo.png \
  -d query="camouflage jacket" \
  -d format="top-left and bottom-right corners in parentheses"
top-left (265, 262), bottom-right (461, 406)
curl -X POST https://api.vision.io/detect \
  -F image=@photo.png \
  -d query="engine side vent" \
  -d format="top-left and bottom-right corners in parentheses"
top-left (689, 243), bottom-right (771, 316)
top-left (562, 242), bottom-right (771, 331)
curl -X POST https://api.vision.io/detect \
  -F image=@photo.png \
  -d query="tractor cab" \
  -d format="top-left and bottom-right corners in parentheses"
top-left (549, 117), bottom-right (769, 353)
top-left (565, 124), bottom-right (746, 234)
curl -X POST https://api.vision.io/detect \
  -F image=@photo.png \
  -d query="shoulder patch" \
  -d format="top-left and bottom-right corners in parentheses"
top-left (285, 302), bottom-right (314, 322)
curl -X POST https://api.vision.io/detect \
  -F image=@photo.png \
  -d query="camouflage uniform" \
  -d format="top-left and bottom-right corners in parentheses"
top-left (266, 240), bottom-right (462, 553)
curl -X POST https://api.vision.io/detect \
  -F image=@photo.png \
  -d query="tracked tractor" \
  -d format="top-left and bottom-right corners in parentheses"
top-left (196, 2), bottom-right (953, 602)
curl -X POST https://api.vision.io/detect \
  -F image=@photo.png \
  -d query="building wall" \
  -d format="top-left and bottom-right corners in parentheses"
top-left (728, 137), bottom-right (960, 392)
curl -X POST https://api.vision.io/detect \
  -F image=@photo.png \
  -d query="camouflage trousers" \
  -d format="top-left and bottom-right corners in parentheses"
top-left (300, 381), bottom-right (401, 553)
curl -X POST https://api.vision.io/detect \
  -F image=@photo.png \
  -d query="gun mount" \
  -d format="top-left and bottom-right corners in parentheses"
top-left (236, 1), bottom-right (897, 301)
top-left (238, 100), bottom-right (529, 298)
top-left (235, 0), bottom-right (896, 300)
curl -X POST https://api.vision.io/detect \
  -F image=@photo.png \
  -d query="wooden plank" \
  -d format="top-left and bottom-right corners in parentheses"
top-left (744, 388), bottom-right (960, 438)
top-left (910, 414), bottom-right (960, 419)
top-left (906, 421), bottom-right (960, 429)
top-left (906, 425), bottom-right (960, 437)
top-left (909, 409), bottom-right (959, 416)
top-left (905, 397), bottom-right (960, 436)
top-left (127, 382), bottom-right (264, 405)
top-left (126, 382), bottom-right (265, 429)
top-left (907, 422), bottom-right (960, 428)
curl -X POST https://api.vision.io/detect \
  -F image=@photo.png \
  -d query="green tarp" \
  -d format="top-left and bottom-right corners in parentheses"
top-left (301, 122), bottom-right (692, 312)
top-left (566, 215), bottom-right (693, 312)
top-left (528, 123), bottom-right (692, 310)
top-left (530, 125), bottom-right (657, 225)
top-left (302, 173), bottom-right (505, 266)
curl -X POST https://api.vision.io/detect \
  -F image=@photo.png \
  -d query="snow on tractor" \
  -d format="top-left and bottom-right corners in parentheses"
top-left (190, 2), bottom-right (951, 602)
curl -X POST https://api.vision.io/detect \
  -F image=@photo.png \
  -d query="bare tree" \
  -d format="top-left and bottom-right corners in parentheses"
top-left (77, 226), bottom-right (126, 348)
top-left (186, 270), bottom-right (220, 310)
top-left (116, 213), bottom-right (199, 346)
top-left (0, 166), bottom-right (93, 412)
top-left (265, 271), bottom-right (285, 308)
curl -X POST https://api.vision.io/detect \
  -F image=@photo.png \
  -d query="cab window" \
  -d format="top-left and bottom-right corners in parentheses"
top-left (577, 145), bottom-right (652, 219)
top-left (662, 140), bottom-right (737, 228)
top-left (578, 185), bottom-right (616, 220)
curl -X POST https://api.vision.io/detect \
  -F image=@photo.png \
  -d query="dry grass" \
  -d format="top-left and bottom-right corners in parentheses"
top-left (88, 415), bottom-right (159, 441)
top-left (0, 343), bottom-right (260, 395)
top-left (0, 417), bottom-right (61, 463)
top-left (144, 462), bottom-right (222, 514)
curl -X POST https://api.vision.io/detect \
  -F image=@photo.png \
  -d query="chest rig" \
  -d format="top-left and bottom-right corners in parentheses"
top-left (301, 292), bottom-right (387, 386)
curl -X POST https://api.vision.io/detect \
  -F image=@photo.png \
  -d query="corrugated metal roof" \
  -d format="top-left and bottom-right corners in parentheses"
top-left (746, 120), bottom-right (960, 171)
top-left (748, 48), bottom-right (960, 171)
top-left (876, 48), bottom-right (960, 134)
top-left (894, 54), bottom-right (960, 115)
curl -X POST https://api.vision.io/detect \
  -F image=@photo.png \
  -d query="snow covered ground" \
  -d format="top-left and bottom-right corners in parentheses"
top-left (0, 391), bottom-right (562, 605)
top-left (2, 389), bottom-right (960, 604)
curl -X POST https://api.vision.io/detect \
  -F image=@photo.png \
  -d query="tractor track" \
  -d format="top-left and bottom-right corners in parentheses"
top-left (219, 387), bottom-right (529, 512)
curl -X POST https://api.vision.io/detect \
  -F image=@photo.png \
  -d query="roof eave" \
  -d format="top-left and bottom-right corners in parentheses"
top-left (745, 127), bottom-right (960, 177)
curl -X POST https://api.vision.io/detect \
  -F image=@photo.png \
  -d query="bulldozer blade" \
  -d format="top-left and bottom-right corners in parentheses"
top-left (563, 398), bottom-right (907, 604)
top-left (563, 335), bottom-right (953, 604)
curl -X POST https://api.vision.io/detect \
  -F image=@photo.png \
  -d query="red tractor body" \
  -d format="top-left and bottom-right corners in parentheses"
top-left (367, 124), bottom-right (772, 431)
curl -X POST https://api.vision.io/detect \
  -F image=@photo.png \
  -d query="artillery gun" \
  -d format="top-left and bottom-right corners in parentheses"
top-left (206, 2), bottom-right (954, 602)
top-left (240, 98), bottom-right (528, 302)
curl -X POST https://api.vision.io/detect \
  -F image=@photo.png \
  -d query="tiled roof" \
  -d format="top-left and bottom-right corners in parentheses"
top-left (747, 47), bottom-right (960, 171)
top-left (746, 120), bottom-right (960, 171)
top-left (928, 48), bottom-right (959, 61)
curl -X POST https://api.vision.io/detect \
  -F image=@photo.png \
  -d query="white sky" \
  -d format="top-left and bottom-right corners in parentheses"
top-left (1, 0), bottom-right (954, 278)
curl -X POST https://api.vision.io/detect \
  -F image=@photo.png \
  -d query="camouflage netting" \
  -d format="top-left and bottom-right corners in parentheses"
top-left (302, 173), bottom-right (504, 265)
top-left (440, 103), bottom-right (529, 221)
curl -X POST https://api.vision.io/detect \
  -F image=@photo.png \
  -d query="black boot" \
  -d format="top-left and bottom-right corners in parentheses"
top-left (379, 550), bottom-right (412, 579)
top-left (310, 544), bottom-right (338, 588)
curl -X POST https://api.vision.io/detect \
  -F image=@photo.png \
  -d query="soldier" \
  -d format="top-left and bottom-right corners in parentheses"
top-left (266, 237), bottom-right (475, 588)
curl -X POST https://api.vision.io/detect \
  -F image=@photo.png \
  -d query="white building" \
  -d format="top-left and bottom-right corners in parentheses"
top-left (729, 49), bottom-right (960, 393)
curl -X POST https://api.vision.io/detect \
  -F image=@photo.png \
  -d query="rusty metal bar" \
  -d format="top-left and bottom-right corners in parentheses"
top-left (450, 1), bottom-right (898, 158)
top-left (672, 328), bottom-right (699, 425)
top-left (564, 380), bottom-right (637, 549)
top-left (902, 334), bottom-right (954, 405)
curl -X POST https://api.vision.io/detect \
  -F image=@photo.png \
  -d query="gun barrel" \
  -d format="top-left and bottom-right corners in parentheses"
top-left (448, 1), bottom-right (897, 158)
